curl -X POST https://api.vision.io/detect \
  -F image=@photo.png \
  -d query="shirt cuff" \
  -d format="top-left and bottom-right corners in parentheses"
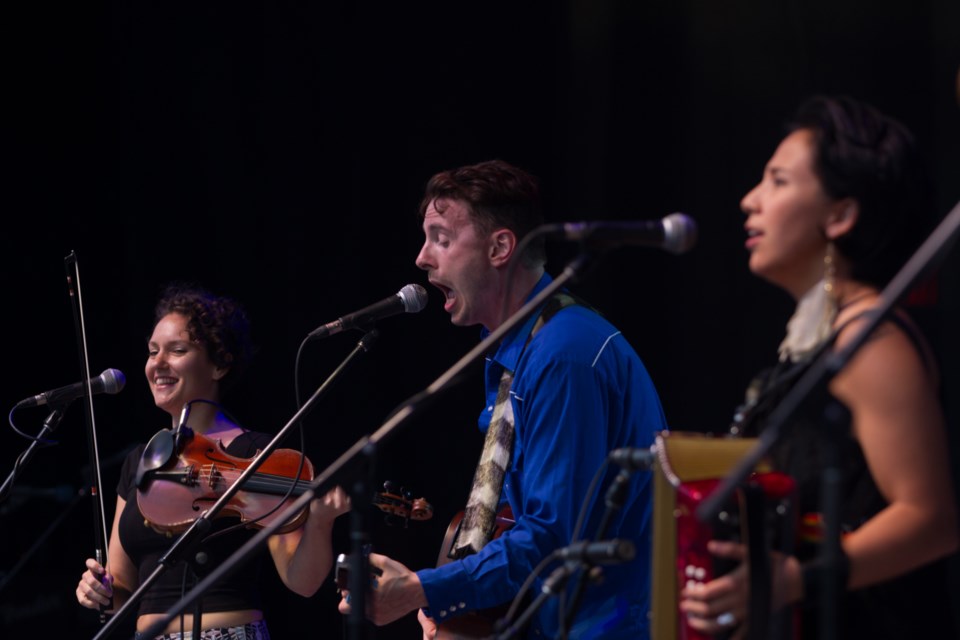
top-left (416, 564), bottom-right (475, 621)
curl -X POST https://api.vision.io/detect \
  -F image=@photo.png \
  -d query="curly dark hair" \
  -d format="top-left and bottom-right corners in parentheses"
top-left (153, 283), bottom-right (254, 391)
top-left (786, 95), bottom-right (931, 287)
top-left (418, 159), bottom-right (546, 267)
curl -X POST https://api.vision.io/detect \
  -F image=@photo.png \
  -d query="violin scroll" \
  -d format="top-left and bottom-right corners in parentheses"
top-left (372, 480), bottom-right (433, 526)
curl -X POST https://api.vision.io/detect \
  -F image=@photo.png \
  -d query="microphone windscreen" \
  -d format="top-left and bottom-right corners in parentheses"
top-left (399, 284), bottom-right (429, 313)
top-left (662, 213), bottom-right (698, 254)
top-left (100, 368), bottom-right (127, 394)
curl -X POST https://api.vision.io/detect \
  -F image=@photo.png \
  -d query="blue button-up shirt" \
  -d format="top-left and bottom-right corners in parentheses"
top-left (417, 273), bottom-right (667, 638)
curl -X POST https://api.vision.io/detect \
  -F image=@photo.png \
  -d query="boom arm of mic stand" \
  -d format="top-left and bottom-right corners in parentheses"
top-left (95, 330), bottom-right (380, 640)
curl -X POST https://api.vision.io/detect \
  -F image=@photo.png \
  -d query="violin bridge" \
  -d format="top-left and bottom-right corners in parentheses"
top-left (206, 464), bottom-right (224, 490)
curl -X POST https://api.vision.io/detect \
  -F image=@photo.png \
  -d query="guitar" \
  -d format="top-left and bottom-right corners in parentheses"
top-left (431, 505), bottom-right (516, 639)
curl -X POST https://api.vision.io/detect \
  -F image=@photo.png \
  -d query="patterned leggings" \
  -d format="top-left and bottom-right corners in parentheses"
top-left (135, 619), bottom-right (270, 640)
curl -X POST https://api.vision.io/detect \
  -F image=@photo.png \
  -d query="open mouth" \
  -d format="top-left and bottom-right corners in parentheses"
top-left (430, 280), bottom-right (456, 311)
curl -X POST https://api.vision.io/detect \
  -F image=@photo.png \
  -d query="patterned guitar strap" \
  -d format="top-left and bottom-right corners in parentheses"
top-left (450, 292), bottom-right (578, 559)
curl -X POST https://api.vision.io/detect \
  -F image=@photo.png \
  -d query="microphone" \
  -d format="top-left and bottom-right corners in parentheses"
top-left (15, 368), bottom-right (126, 408)
top-left (608, 446), bottom-right (656, 470)
top-left (308, 284), bottom-right (429, 340)
top-left (553, 539), bottom-right (636, 564)
top-left (546, 213), bottom-right (697, 254)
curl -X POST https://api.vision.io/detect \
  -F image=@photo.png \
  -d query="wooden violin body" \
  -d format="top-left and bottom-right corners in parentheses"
top-left (135, 428), bottom-right (314, 534)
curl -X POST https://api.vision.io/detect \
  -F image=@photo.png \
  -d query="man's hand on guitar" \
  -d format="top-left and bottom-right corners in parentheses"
top-left (337, 552), bottom-right (429, 626)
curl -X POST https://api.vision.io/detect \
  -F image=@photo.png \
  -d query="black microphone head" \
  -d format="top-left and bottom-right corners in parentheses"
top-left (615, 539), bottom-right (637, 562)
top-left (661, 213), bottom-right (697, 254)
top-left (100, 368), bottom-right (126, 394)
top-left (398, 284), bottom-right (429, 313)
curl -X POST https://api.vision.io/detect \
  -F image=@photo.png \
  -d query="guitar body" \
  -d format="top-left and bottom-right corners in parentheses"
top-left (433, 506), bottom-right (516, 639)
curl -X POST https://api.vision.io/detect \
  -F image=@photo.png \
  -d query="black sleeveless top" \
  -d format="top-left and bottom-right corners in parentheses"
top-left (117, 430), bottom-right (273, 617)
top-left (734, 312), bottom-right (957, 640)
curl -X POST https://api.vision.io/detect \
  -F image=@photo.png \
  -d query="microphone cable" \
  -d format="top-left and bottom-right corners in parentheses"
top-left (498, 458), bottom-right (611, 628)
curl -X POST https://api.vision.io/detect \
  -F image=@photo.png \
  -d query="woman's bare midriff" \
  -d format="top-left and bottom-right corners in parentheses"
top-left (137, 609), bottom-right (263, 635)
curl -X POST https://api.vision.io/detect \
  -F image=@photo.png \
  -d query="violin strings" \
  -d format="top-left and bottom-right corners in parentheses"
top-left (192, 461), bottom-right (309, 544)
top-left (192, 464), bottom-right (308, 494)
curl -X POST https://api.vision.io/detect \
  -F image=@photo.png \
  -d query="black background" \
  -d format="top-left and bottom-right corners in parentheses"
top-left (2, 1), bottom-right (958, 638)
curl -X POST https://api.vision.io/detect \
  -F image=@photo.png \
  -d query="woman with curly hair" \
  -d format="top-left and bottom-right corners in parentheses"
top-left (75, 284), bottom-right (349, 639)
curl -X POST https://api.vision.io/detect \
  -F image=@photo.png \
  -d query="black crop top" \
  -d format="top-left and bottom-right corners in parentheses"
top-left (117, 430), bottom-right (274, 617)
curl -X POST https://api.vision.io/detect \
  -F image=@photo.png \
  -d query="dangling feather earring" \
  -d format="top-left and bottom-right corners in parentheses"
top-left (778, 242), bottom-right (839, 362)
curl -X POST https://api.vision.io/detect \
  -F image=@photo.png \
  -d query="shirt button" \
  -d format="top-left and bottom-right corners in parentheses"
top-left (449, 605), bottom-right (457, 612)
top-left (458, 602), bottom-right (466, 609)
top-left (439, 611), bottom-right (447, 618)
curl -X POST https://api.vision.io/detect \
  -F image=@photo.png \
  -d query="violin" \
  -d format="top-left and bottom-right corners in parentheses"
top-left (135, 427), bottom-right (314, 535)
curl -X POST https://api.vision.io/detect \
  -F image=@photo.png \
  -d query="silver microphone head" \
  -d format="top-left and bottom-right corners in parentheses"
top-left (398, 284), bottom-right (429, 313)
top-left (661, 213), bottom-right (698, 254)
top-left (100, 368), bottom-right (126, 394)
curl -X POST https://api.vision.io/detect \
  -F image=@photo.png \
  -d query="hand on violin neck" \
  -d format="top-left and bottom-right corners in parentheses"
top-left (307, 485), bottom-right (351, 529)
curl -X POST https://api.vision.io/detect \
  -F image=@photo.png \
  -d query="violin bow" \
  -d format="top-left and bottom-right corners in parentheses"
top-left (65, 251), bottom-right (111, 624)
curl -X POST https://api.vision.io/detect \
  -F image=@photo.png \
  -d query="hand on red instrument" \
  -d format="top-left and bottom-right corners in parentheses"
top-left (679, 539), bottom-right (804, 639)
top-left (337, 552), bottom-right (428, 626)
top-left (76, 558), bottom-right (113, 610)
top-left (679, 541), bottom-right (749, 638)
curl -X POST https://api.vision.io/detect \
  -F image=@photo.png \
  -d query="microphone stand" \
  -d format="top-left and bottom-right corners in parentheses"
top-left (695, 198), bottom-right (960, 640)
top-left (497, 537), bottom-right (636, 640)
top-left (137, 249), bottom-right (596, 640)
top-left (0, 406), bottom-right (66, 503)
top-left (95, 330), bottom-right (380, 640)
top-left (495, 557), bottom-right (573, 640)
top-left (558, 468), bottom-right (634, 638)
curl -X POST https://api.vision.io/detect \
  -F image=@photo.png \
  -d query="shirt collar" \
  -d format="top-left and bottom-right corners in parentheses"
top-left (480, 272), bottom-right (554, 372)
